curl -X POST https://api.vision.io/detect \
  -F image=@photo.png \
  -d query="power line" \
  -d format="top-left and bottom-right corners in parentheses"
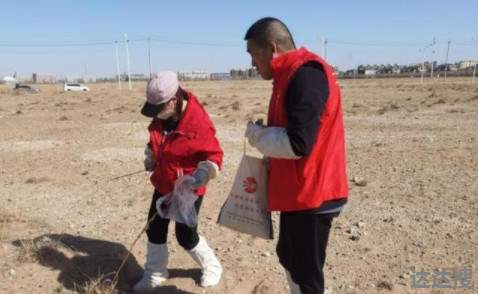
top-left (0, 37), bottom-right (474, 49)
top-left (150, 36), bottom-right (241, 47)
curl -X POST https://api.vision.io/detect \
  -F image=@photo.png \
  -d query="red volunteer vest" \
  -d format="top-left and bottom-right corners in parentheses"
top-left (267, 47), bottom-right (348, 211)
top-left (148, 92), bottom-right (223, 196)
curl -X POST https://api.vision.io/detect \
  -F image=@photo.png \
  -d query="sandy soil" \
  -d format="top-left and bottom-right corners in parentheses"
top-left (0, 78), bottom-right (477, 294)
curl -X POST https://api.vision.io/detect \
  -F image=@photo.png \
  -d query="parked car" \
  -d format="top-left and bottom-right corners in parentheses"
top-left (14, 83), bottom-right (40, 93)
top-left (64, 83), bottom-right (89, 92)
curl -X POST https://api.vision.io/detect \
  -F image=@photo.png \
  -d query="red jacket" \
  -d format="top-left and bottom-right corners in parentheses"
top-left (148, 91), bottom-right (223, 196)
top-left (267, 47), bottom-right (348, 211)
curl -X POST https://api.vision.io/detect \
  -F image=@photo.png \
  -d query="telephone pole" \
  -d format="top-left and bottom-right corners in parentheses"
top-left (124, 33), bottom-right (132, 90)
top-left (115, 41), bottom-right (122, 90)
top-left (473, 38), bottom-right (477, 83)
top-left (148, 37), bottom-right (152, 77)
top-left (444, 40), bottom-right (451, 80)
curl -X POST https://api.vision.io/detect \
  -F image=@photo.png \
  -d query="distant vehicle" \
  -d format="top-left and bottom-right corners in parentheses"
top-left (64, 83), bottom-right (89, 92)
top-left (14, 83), bottom-right (40, 93)
top-left (2, 76), bottom-right (18, 85)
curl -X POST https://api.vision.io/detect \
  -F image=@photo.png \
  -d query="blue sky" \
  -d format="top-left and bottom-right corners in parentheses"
top-left (1, 0), bottom-right (477, 77)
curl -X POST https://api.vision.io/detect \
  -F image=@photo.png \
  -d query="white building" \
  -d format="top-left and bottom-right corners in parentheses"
top-left (32, 73), bottom-right (56, 84)
top-left (364, 69), bottom-right (377, 76)
top-left (178, 71), bottom-right (210, 80)
top-left (458, 60), bottom-right (478, 70)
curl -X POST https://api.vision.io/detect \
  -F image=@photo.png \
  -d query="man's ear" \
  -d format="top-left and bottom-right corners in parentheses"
top-left (269, 41), bottom-right (279, 58)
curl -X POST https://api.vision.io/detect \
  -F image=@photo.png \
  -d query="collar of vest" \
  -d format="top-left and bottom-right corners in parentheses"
top-left (270, 47), bottom-right (312, 81)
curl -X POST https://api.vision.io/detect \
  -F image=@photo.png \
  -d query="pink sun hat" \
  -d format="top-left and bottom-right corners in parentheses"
top-left (141, 71), bottom-right (179, 117)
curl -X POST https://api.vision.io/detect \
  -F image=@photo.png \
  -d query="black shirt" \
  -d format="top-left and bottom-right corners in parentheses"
top-left (285, 62), bottom-right (329, 156)
top-left (284, 62), bottom-right (346, 214)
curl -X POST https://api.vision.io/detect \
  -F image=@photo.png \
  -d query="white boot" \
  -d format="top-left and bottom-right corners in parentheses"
top-left (286, 271), bottom-right (302, 294)
top-left (188, 236), bottom-right (223, 287)
top-left (133, 242), bottom-right (169, 292)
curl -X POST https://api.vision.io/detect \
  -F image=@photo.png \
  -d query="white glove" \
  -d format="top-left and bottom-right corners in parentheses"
top-left (144, 145), bottom-right (156, 172)
top-left (176, 161), bottom-right (219, 190)
top-left (250, 127), bottom-right (301, 159)
top-left (175, 174), bottom-right (199, 191)
top-left (245, 121), bottom-right (265, 146)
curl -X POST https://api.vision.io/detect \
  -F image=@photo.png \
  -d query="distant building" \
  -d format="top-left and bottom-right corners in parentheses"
top-left (131, 73), bottom-right (148, 81)
top-left (32, 73), bottom-right (56, 84)
top-left (210, 73), bottom-right (231, 80)
top-left (458, 60), bottom-right (478, 70)
top-left (82, 76), bottom-right (97, 83)
top-left (230, 68), bottom-right (259, 79)
top-left (364, 69), bottom-right (376, 76)
top-left (178, 71), bottom-right (210, 81)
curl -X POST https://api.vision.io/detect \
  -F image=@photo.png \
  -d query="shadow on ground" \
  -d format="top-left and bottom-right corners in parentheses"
top-left (12, 234), bottom-right (201, 293)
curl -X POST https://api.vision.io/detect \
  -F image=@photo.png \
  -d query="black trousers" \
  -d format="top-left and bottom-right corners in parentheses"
top-left (146, 190), bottom-right (203, 250)
top-left (277, 212), bottom-right (337, 294)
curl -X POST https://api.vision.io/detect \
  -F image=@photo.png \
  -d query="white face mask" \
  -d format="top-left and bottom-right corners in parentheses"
top-left (155, 99), bottom-right (176, 120)
top-left (156, 108), bottom-right (175, 120)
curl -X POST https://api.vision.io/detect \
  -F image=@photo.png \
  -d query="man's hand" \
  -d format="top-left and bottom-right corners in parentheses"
top-left (144, 145), bottom-right (156, 172)
top-left (245, 121), bottom-right (265, 146)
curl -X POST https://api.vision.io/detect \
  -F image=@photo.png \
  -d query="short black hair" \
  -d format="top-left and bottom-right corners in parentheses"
top-left (244, 17), bottom-right (296, 50)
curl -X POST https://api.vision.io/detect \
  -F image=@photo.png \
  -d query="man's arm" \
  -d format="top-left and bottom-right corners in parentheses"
top-left (286, 62), bottom-right (329, 156)
top-left (245, 62), bottom-right (329, 159)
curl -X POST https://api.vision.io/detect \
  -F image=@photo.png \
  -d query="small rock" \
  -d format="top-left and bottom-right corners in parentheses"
top-left (349, 235), bottom-right (360, 241)
top-left (399, 272), bottom-right (410, 279)
top-left (383, 216), bottom-right (394, 223)
top-left (81, 171), bottom-right (89, 175)
top-left (9, 269), bottom-right (15, 276)
top-left (376, 280), bottom-right (393, 290)
top-left (261, 251), bottom-right (271, 257)
top-left (355, 221), bottom-right (365, 228)
top-left (353, 177), bottom-right (367, 187)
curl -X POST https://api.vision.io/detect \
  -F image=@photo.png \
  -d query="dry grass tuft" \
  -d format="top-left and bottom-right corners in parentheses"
top-left (428, 90), bottom-right (438, 98)
top-left (25, 177), bottom-right (51, 184)
top-left (81, 275), bottom-right (118, 294)
top-left (232, 101), bottom-right (240, 110)
top-left (13, 236), bottom-right (67, 264)
top-left (15, 239), bottom-right (42, 263)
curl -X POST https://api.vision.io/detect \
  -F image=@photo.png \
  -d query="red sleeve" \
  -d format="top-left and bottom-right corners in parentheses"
top-left (201, 126), bottom-right (224, 169)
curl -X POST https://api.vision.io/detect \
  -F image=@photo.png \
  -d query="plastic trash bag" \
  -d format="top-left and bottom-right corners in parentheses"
top-left (217, 154), bottom-right (273, 239)
top-left (156, 175), bottom-right (199, 227)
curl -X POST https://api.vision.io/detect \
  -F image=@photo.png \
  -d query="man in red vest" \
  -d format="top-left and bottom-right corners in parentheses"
top-left (244, 17), bottom-right (349, 294)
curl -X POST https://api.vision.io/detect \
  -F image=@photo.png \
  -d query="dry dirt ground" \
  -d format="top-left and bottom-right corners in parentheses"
top-left (0, 78), bottom-right (476, 294)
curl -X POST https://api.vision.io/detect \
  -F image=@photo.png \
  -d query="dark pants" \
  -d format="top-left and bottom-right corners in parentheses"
top-left (277, 212), bottom-right (337, 294)
top-left (146, 190), bottom-right (203, 250)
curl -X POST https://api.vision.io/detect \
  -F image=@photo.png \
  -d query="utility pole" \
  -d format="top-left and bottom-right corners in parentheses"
top-left (420, 37), bottom-right (436, 84)
top-left (83, 63), bottom-right (88, 78)
top-left (473, 38), bottom-right (477, 83)
top-left (124, 33), bottom-right (132, 90)
top-left (420, 48), bottom-right (425, 84)
top-left (444, 40), bottom-right (451, 80)
top-left (430, 37), bottom-right (436, 79)
top-left (115, 41), bottom-right (122, 90)
top-left (148, 37), bottom-right (152, 77)
top-left (323, 38), bottom-right (328, 60)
